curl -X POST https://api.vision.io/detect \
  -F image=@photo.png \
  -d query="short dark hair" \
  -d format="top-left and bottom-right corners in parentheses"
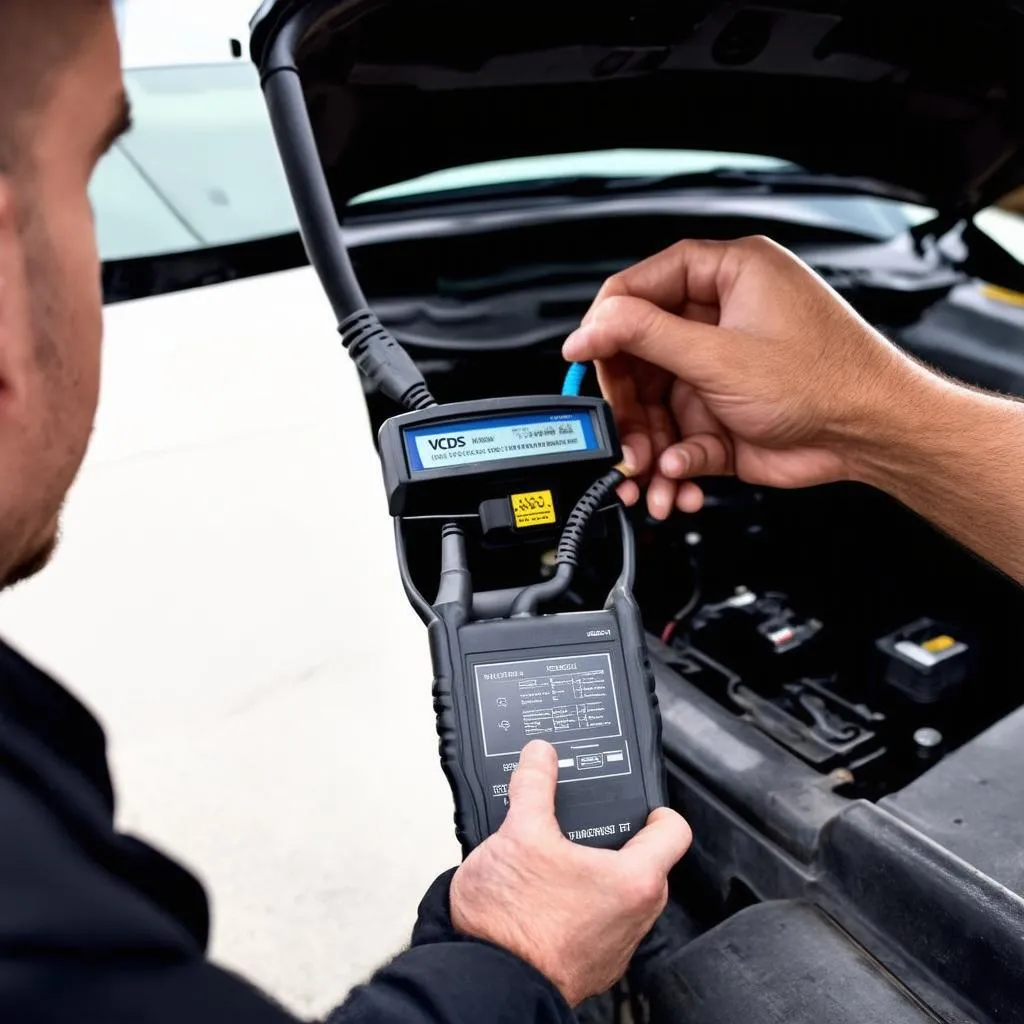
top-left (0, 1), bottom-right (109, 174)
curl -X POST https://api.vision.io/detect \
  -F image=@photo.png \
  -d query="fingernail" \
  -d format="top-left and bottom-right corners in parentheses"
top-left (663, 450), bottom-right (690, 477)
top-left (620, 444), bottom-right (637, 474)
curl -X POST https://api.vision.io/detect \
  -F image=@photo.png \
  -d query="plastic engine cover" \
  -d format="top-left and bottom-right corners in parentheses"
top-left (647, 901), bottom-right (938, 1024)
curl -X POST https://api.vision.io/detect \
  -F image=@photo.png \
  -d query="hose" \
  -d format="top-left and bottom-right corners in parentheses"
top-left (562, 362), bottom-right (588, 397)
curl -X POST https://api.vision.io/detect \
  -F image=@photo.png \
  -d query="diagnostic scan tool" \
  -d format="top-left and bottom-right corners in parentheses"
top-left (251, 1), bottom-right (666, 852)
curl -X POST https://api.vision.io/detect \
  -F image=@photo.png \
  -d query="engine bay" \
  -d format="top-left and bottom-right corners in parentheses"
top-left (340, 201), bottom-right (1024, 1021)
top-left (351, 205), bottom-right (1024, 809)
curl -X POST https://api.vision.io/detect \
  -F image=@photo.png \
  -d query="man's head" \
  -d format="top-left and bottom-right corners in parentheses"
top-left (0, 0), bottom-right (126, 587)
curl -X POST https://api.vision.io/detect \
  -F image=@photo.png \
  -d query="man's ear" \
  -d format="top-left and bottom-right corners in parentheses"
top-left (0, 175), bottom-right (34, 411)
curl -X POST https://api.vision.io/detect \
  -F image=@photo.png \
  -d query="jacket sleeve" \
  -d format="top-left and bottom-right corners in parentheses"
top-left (6, 871), bottom-right (571, 1024)
top-left (325, 870), bottom-right (575, 1024)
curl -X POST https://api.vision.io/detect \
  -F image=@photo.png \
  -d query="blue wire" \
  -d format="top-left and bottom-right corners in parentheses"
top-left (562, 362), bottom-right (588, 397)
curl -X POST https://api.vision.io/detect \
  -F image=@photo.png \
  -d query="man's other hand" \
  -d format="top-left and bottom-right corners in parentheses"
top-left (563, 236), bottom-right (920, 519)
top-left (449, 740), bottom-right (691, 1007)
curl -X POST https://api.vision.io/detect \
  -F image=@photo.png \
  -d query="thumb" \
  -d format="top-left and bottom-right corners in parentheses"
top-left (503, 740), bottom-right (560, 836)
top-left (619, 807), bottom-right (693, 877)
top-left (563, 295), bottom-right (724, 385)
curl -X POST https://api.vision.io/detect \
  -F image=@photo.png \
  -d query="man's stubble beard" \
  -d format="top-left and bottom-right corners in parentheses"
top-left (3, 520), bottom-right (60, 589)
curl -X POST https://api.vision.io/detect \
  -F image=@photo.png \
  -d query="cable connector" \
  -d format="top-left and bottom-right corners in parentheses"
top-left (339, 309), bottom-right (436, 411)
top-left (512, 467), bottom-right (625, 616)
top-left (434, 523), bottom-right (472, 620)
top-left (562, 362), bottom-right (588, 397)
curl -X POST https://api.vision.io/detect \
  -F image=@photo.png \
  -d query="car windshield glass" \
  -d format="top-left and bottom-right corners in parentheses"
top-left (95, 62), bottom-right (997, 264)
top-left (92, 62), bottom-right (298, 261)
top-left (350, 150), bottom-right (798, 202)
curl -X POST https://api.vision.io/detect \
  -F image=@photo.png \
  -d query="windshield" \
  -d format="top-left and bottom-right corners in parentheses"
top-left (94, 62), bottom-right (1023, 266)
top-left (92, 62), bottom-right (297, 261)
top-left (351, 150), bottom-right (799, 202)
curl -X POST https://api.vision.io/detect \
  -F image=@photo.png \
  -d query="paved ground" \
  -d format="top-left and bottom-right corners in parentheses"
top-left (0, 267), bottom-right (461, 1017)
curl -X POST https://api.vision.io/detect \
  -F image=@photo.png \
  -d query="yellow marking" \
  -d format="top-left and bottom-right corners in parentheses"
top-left (981, 283), bottom-right (1024, 308)
top-left (921, 635), bottom-right (956, 654)
top-left (511, 490), bottom-right (556, 528)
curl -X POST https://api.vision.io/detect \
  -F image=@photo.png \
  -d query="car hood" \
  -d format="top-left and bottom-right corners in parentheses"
top-left (250, 0), bottom-right (1024, 216)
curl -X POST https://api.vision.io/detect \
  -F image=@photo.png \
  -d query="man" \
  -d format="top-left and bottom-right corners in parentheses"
top-left (0, 3), bottom-right (693, 1022)
top-left (563, 237), bottom-right (1024, 584)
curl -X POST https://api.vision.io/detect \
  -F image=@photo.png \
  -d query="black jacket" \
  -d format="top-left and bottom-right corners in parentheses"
top-left (0, 639), bottom-right (574, 1023)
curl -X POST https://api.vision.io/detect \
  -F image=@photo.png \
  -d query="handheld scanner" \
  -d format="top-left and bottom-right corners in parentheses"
top-left (378, 395), bottom-right (619, 520)
top-left (378, 396), bottom-right (666, 854)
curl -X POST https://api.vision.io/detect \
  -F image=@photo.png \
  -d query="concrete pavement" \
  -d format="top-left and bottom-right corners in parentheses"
top-left (0, 267), bottom-right (461, 1016)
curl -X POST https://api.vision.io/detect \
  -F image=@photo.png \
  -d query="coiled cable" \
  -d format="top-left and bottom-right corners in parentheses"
top-left (512, 467), bottom-right (626, 616)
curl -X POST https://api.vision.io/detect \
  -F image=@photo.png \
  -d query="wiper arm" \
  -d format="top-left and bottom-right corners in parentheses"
top-left (350, 167), bottom-right (923, 213)
top-left (597, 168), bottom-right (922, 204)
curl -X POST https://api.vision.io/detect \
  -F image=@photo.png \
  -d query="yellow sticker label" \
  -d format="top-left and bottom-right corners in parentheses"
top-left (981, 283), bottom-right (1024, 308)
top-left (511, 490), bottom-right (556, 528)
top-left (922, 635), bottom-right (956, 654)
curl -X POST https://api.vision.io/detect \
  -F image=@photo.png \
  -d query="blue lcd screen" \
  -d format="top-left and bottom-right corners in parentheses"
top-left (404, 410), bottom-right (598, 473)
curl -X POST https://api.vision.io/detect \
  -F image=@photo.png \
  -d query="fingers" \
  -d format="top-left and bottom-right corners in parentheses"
top-left (643, 401), bottom-right (680, 521)
top-left (586, 239), bottom-right (734, 314)
top-left (505, 740), bottom-right (560, 835)
top-left (620, 807), bottom-right (693, 878)
top-left (615, 443), bottom-right (641, 507)
top-left (660, 434), bottom-right (733, 480)
top-left (647, 475), bottom-right (677, 521)
top-left (647, 435), bottom-right (732, 517)
top-left (587, 235), bottom-right (789, 318)
top-left (564, 295), bottom-right (724, 387)
top-left (616, 479), bottom-right (641, 507)
top-left (676, 482), bottom-right (706, 514)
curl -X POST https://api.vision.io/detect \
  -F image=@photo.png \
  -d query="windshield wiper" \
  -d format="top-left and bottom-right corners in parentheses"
top-left (598, 168), bottom-right (921, 203)
top-left (349, 167), bottom-right (922, 213)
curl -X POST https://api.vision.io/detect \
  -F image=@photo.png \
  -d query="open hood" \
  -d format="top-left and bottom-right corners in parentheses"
top-left (251, 0), bottom-right (1024, 217)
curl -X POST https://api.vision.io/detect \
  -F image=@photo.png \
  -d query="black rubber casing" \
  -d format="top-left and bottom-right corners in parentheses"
top-left (429, 588), bottom-right (666, 854)
top-left (378, 395), bottom-right (620, 517)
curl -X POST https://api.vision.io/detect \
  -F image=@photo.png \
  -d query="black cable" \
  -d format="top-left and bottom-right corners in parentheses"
top-left (260, 24), bottom-right (436, 412)
top-left (261, 37), bottom-right (366, 319)
top-left (339, 309), bottom-right (437, 411)
top-left (660, 570), bottom-right (701, 645)
top-left (612, 502), bottom-right (637, 595)
top-left (393, 519), bottom-right (432, 625)
top-left (512, 468), bottom-right (626, 616)
top-left (434, 523), bottom-right (472, 617)
top-left (472, 586), bottom-right (528, 620)
top-left (510, 563), bottom-right (574, 617)
top-left (556, 468), bottom-right (627, 568)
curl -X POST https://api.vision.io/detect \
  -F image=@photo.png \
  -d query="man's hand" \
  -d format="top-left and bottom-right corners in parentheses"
top-left (562, 234), bottom-right (1024, 583)
top-left (562, 235), bottom-right (917, 519)
top-left (449, 740), bottom-right (691, 1007)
